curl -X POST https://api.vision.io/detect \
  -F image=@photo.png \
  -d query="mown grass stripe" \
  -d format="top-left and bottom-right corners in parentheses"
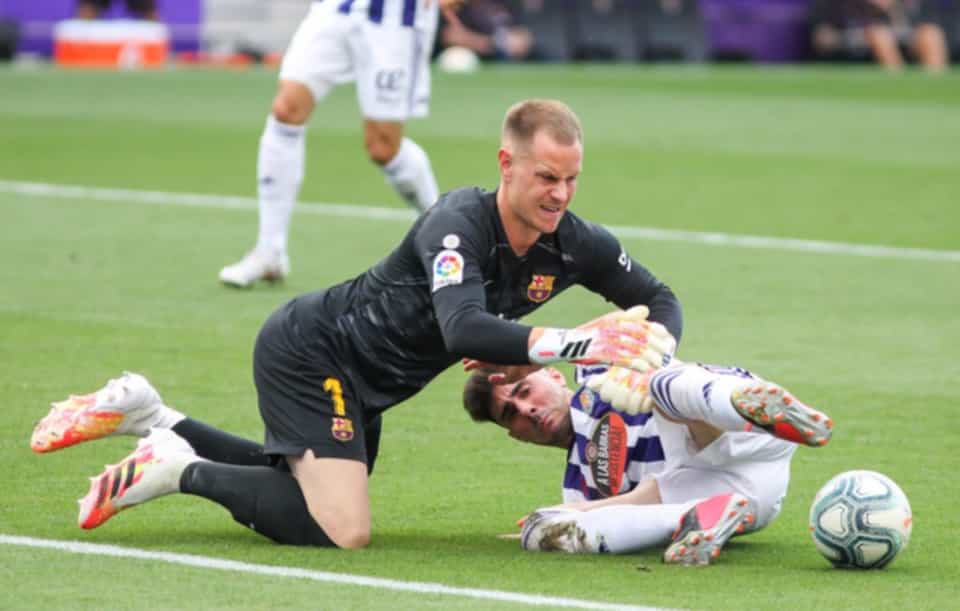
top-left (2, 179), bottom-right (957, 263)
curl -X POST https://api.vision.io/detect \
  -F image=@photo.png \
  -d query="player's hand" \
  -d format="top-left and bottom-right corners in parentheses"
top-left (462, 359), bottom-right (541, 385)
top-left (586, 366), bottom-right (656, 415)
top-left (515, 503), bottom-right (583, 528)
top-left (573, 306), bottom-right (676, 371)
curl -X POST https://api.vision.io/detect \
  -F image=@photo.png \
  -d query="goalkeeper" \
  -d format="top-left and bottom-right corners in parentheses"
top-left (462, 322), bottom-right (833, 565)
top-left (30, 99), bottom-right (681, 550)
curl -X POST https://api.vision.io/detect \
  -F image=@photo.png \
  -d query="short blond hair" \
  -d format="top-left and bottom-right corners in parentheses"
top-left (501, 99), bottom-right (583, 151)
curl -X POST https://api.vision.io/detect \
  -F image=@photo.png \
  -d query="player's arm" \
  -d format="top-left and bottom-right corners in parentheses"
top-left (516, 479), bottom-right (664, 528)
top-left (415, 207), bottom-right (533, 364)
top-left (578, 223), bottom-right (683, 345)
top-left (417, 211), bottom-right (669, 369)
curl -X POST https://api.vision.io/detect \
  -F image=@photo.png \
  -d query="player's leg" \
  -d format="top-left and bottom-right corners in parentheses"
top-left (178, 420), bottom-right (376, 548)
top-left (663, 492), bottom-right (755, 565)
top-left (521, 479), bottom-right (688, 553)
top-left (220, 2), bottom-right (346, 287)
top-left (32, 372), bottom-right (185, 453)
top-left (32, 372), bottom-right (273, 466)
top-left (78, 427), bottom-right (201, 529)
top-left (354, 22), bottom-right (438, 212)
top-left (255, 79), bottom-right (313, 260)
top-left (912, 23), bottom-right (948, 72)
top-left (649, 364), bottom-right (832, 447)
top-left (520, 477), bottom-right (755, 563)
top-left (656, 431), bottom-right (789, 565)
top-left (865, 23), bottom-right (905, 69)
top-left (76, 429), bottom-right (343, 547)
top-left (364, 120), bottom-right (438, 212)
top-left (288, 452), bottom-right (370, 548)
top-left (246, 301), bottom-right (374, 547)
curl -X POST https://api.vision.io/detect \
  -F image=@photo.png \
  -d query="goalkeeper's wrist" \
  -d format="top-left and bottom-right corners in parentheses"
top-left (528, 327), bottom-right (593, 365)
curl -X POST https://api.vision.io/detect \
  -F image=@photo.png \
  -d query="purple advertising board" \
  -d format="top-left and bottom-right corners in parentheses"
top-left (0, 0), bottom-right (201, 55)
top-left (700, 0), bottom-right (813, 62)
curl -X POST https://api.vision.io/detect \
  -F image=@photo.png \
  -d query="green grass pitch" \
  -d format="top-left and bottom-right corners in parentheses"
top-left (1, 63), bottom-right (959, 610)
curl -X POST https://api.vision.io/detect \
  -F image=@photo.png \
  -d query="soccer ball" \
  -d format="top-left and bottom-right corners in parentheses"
top-left (437, 46), bottom-right (480, 74)
top-left (809, 470), bottom-right (912, 569)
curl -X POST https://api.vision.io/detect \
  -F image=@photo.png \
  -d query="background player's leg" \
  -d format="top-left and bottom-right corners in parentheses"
top-left (913, 23), bottom-right (948, 72)
top-left (288, 451), bottom-right (371, 549)
top-left (220, 79), bottom-right (326, 288)
top-left (365, 120), bottom-right (439, 212)
top-left (256, 80), bottom-right (314, 258)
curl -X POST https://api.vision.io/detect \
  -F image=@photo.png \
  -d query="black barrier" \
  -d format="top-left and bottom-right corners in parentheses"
top-left (0, 19), bottom-right (18, 61)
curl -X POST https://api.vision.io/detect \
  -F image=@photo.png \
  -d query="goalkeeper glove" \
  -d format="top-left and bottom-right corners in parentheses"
top-left (528, 306), bottom-right (676, 371)
top-left (585, 366), bottom-right (657, 415)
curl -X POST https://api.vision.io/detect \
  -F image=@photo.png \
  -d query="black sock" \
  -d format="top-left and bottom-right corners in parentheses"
top-left (180, 462), bottom-right (336, 547)
top-left (364, 414), bottom-right (382, 475)
top-left (172, 418), bottom-right (271, 466)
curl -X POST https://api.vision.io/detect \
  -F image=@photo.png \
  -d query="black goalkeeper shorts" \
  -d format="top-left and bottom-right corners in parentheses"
top-left (253, 301), bottom-right (381, 473)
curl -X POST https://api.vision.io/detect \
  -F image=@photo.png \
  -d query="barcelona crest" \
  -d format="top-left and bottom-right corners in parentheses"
top-left (527, 274), bottom-right (556, 303)
top-left (331, 417), bottom-right (354, 442)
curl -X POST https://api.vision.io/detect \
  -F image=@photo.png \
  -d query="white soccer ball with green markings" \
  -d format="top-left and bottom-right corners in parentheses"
top-left (809, 470), bottom-right (912, 569)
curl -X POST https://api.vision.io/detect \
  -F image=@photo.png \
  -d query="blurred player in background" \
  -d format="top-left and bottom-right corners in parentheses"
top-left (76, 0), bottom-right (157, 20)
top-left (33, 99), bottom-right (683, 550)
top-left (220, 0), bottom-right (468, 288)
top-left (810, 0), bottom-right (949, 72)
top-left (437, 0), bottom-right (534, 62)
top-left (462, 360), bottom-right (833, 565)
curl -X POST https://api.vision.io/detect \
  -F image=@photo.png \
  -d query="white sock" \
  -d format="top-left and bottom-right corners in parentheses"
top-left (536, 504), bottom-right (690, 554)
top-left (649, 366), bottom-right (749, 433)
top-left (382, 137), bottom-right (438, 212)
top-left (255, 115), bottom-right (306, 257)
top-left (152, 402), bottom-right (186, 431)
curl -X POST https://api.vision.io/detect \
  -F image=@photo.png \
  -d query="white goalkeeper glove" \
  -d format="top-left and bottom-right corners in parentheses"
top-left (585, 366), bottom-right (657, 415)
top-left (528, 306), bottom-right (676, 372)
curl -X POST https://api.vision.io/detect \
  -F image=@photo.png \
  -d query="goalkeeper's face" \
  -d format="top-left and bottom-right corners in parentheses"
top-left (499, 131), bottom-right (582, 238)
top-left (489, 368), bottom-right (573, 448)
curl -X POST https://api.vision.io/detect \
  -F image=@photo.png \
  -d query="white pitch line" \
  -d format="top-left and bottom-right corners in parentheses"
top-left (0, 535), bottom-right (679, 611)
top-left (2, 179), bottom-right (957, 263)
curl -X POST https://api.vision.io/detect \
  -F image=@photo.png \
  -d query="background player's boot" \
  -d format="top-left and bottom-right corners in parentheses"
top-left (664, 493), bottom-right (755, 566)
top-left (731, 380), bottom-right (833, 447)
top-left (32, 372), bottom-right (183, 453)
top-left (78, 428), bottom-right (199, 529)
top-left (218, 250), bottom-right (290, 288)
top-left (520, 509), bottom-right (589, 553)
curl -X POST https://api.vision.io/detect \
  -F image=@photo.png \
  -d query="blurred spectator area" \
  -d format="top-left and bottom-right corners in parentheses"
top-left (0, 0), bottom-right (958, 63)
top-left (0, 0), bottom-right (201, 55)
top-left (0, 0), bottom-right (308, 58)
top-left (459, 0), bottom-right (960, 62)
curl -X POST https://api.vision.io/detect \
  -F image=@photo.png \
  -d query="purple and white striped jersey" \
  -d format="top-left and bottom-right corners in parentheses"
top-left (329, 0), bottom-right (439, 29)
top-left (562, 376), bottom-right (666, 504)
top-left (562, 362), bottom-right (759, 503)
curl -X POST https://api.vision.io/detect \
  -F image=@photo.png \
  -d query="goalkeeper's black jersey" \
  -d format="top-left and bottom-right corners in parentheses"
top-left (288, 187), bottom-right (682, 413)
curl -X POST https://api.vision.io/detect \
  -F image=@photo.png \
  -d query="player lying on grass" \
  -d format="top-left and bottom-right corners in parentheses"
top-left (461, 359), bottom-right (833, 565)
top-left (29, 307), bottom-right (674, 544)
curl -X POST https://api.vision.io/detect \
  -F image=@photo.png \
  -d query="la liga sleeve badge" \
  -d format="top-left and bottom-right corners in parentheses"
top-left (432, 250), bottom-right (464, 292)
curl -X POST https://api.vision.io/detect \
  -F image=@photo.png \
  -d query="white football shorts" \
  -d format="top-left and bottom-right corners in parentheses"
top-left (653, 414), bottom-right (797, 531)
top-left (280, 0), bottom-right (436, 121)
